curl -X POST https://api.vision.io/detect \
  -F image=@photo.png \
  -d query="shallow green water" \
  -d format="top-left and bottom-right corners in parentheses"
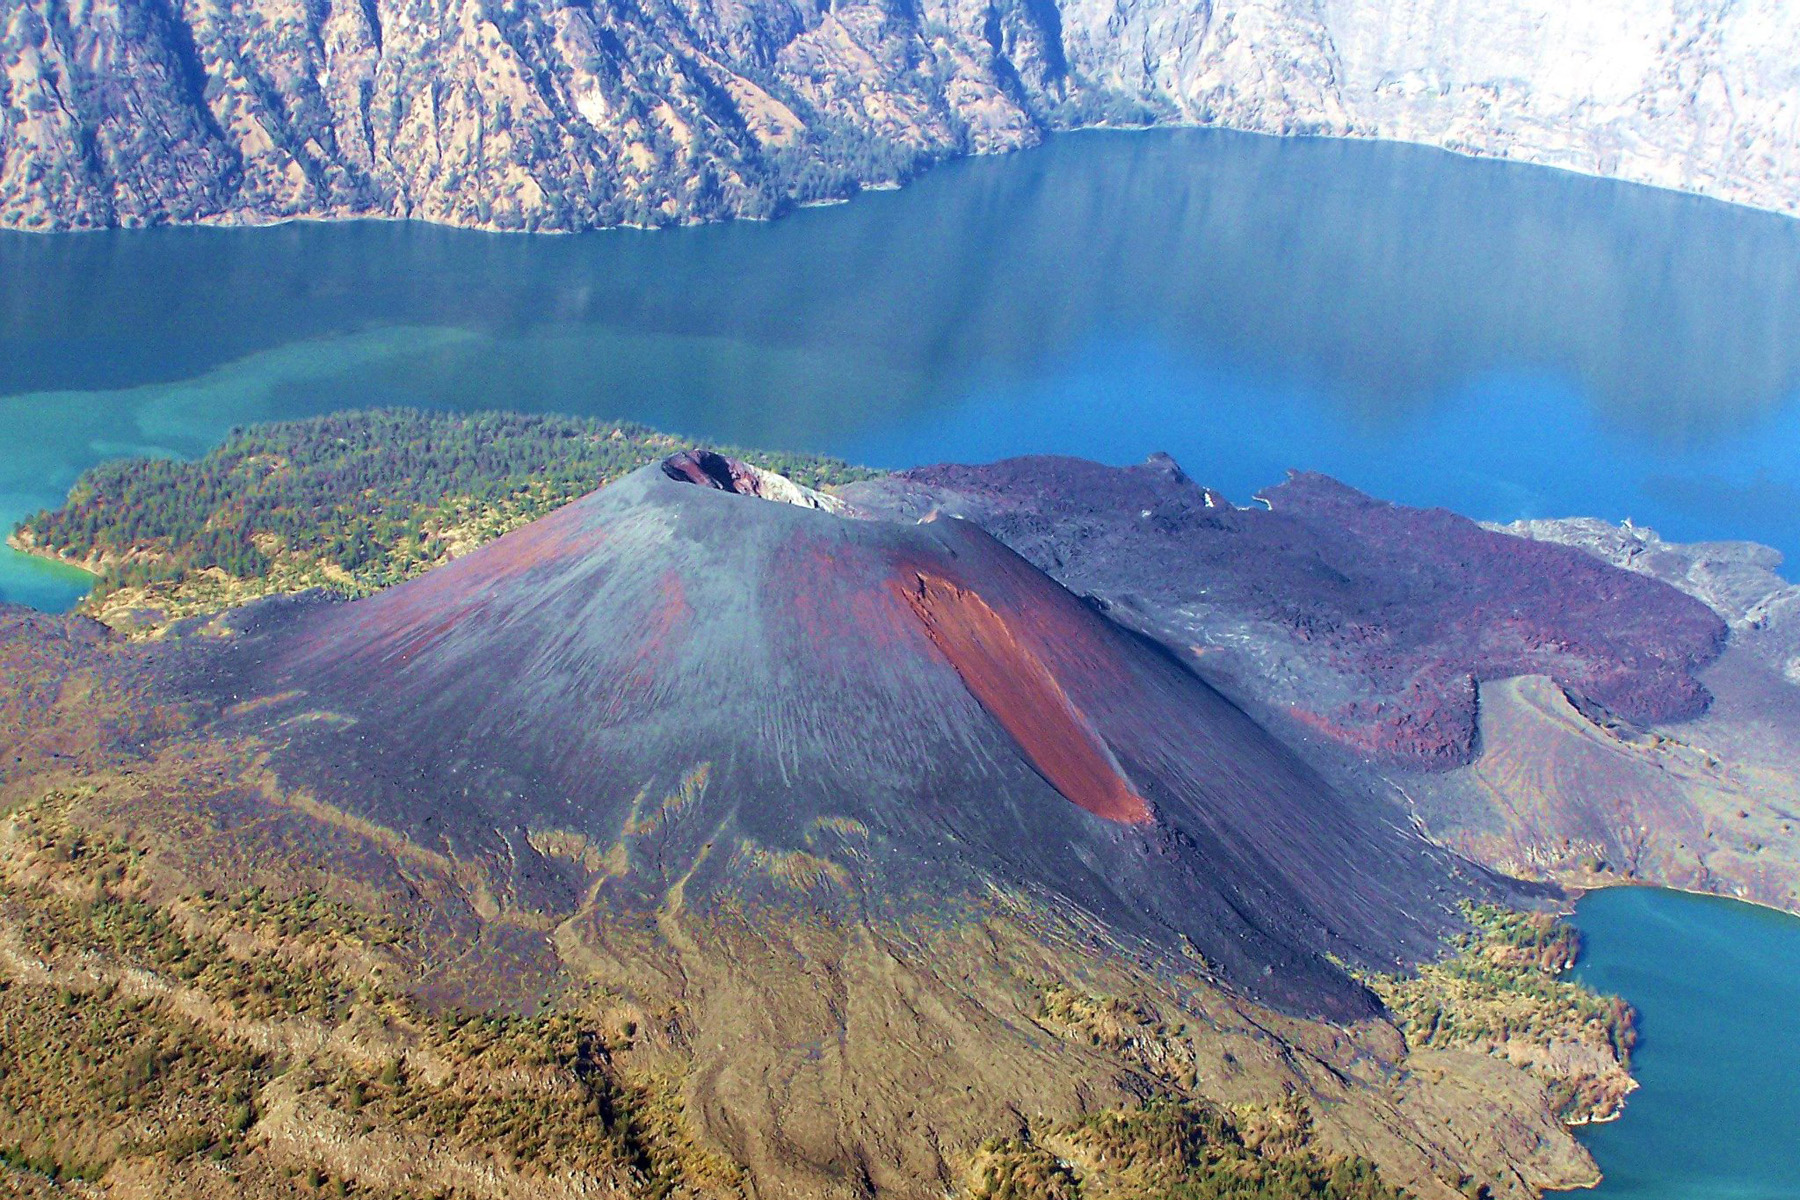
top-left (1574, 888), bottom-right (1800, 1199)
top-left (11, 128), bottom-right (1800, 609)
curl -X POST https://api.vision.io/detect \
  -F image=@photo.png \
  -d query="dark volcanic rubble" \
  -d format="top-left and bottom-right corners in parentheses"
top-left (176, 459), bottom-right (1498, 1020)
top-left (844, 456), bottom-right (1728, 767)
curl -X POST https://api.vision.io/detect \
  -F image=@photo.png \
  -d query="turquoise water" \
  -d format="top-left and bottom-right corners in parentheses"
top-left (1574, 888), bottom-right (1800, 1199)
top-left (10, 128), bottom-right (1800, 608)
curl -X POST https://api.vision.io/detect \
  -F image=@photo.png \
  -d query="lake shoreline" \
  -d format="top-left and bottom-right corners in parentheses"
top-left (11, 129), bottom-right (1800, 578)
top-left (5, 529), bottom-right (102, 577)
top-left (9, 121), bottom-right (1800, 242)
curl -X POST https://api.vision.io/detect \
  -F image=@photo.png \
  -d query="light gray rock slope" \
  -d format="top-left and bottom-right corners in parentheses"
top-left (3, 0), bottom-right (1797, 230)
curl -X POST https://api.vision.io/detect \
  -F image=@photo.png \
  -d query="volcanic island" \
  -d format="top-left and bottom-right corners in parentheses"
top-left (5, 413), bottom-right (1797, 1200)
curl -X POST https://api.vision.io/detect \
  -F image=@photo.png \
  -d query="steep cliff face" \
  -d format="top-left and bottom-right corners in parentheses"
top-left (2, 0), bottom-right (1797, 231)
top-left (0, 0), bottom-right (1075, 230)
top-left (1065, 0), bottom-right (1800, 215)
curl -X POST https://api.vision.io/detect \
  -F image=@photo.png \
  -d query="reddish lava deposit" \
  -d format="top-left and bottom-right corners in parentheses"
top-left (897, 570), bottom-right (1151, 825)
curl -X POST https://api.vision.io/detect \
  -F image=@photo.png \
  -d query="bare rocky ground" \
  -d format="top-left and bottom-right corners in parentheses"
top-left (1415, 516), bottom-right (1800, 912)
top-left (845, 457), bottom-right (1728, 771)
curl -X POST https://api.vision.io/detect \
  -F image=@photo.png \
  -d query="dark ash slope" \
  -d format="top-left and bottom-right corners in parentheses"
top-left (181, 461), bottom-right (1496, 1020)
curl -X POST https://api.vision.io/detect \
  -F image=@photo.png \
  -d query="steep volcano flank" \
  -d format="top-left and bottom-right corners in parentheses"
top-left (885, 517), bottom-right (1473, 970)
top-left (188, 461), bottom-right (1489, 1020)
top-left (279, 499), bottom-right (616, 674)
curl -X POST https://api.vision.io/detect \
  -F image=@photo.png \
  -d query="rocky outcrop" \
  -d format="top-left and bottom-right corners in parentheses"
top-left (3, 0), bottom-right (1798, 231)
top-left (660, 448), bottom-right (857, 514)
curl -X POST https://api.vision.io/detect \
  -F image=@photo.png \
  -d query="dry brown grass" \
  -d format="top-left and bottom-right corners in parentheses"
top-left (0, 792), bottom-right (742, 1199)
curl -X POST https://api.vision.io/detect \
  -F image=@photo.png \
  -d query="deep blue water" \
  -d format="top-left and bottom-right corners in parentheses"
top-left (10, 128), bottom-right (1800, 610)
top-left (1574, 888), bottom-right (1800, 1199)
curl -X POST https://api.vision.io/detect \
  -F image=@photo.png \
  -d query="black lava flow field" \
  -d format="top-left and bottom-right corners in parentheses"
top-left (163, 458), bottom-right (1504, 1020)
top-left (845, 456), bottom-right (1727, 767)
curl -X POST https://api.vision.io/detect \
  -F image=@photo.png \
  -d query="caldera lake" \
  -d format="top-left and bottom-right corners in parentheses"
top-left (4, 126), bottom-right (1800, 1196)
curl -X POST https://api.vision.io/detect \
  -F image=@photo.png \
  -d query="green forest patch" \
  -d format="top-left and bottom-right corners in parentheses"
top-left (12, 408), bottom-right (878, 632)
